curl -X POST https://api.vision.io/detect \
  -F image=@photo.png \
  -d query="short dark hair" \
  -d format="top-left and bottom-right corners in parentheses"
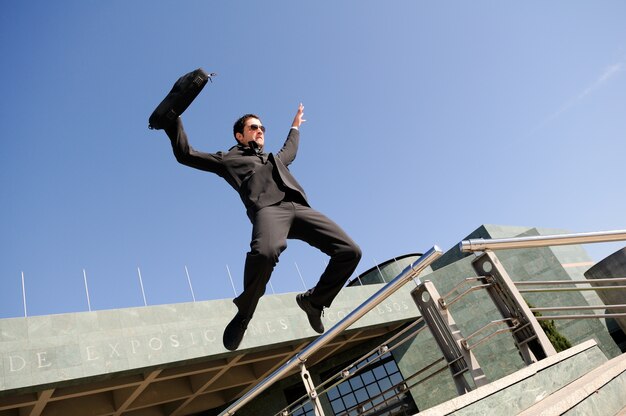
top-left (233, 114), bottom-right (261, 138)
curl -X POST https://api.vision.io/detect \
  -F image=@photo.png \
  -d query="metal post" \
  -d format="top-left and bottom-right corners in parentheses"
top-left (472, 252), bottom-right (556, 363)
top-left (373, 257), bottom-right (386, 283)
top-left (184, 266), bottom-right (196, 302)
top-left (219, 246), bottom-right (442, 416)
top-left (300, 363), bottom-right (325, 416)
top-left (412, 281), bottom-right (487, 394)
top-left (226, 265), bottom-right (238, 297)
top-left (137, 267), bottom-right (147, 307)
top-left (21, 271), bottom-right (27, 317)
top-left (83, 269), bottom-right (92, 312)
top-left (295, 262), bottom-right (308, 291)
top-left (350, 259), bottom-right (363, 286)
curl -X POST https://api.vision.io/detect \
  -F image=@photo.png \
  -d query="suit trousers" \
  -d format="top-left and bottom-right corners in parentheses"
top-left (233, 201), bottom-right (362, 318)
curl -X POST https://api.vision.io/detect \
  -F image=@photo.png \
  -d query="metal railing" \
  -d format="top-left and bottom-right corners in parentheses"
top-left (460, 229), bottom-right (626, 321)
top-left (277, 318), bottom-right (438, 416)
top-left (219, 246), bottom-right (443, 416)
top-left (460, 229), bottom-right (626, 252)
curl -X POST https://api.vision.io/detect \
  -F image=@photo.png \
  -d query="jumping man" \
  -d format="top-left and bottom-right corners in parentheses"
top-left (163, 103), bottom-right (361, 350)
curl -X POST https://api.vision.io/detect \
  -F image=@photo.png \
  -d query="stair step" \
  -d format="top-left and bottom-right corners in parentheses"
top-left (418, 340), bottom-right (606, 415)
top-left (519, 352), bottom-right (626, 416)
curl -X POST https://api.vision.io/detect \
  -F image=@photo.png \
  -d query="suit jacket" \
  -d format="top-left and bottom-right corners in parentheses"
top-left (165, 118), bottom-right (309, 219)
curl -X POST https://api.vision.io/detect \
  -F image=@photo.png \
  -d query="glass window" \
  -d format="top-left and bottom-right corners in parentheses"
top-left (366, 383), bottom-right (381, 396)
top-left (373, 365), bottom-right (388, 380)
top-left (291, 403), bottom-right (313, 416)
top-left (355, 387), bottom-right (368, 403)
top-left (361, 371), bottom-right (375, 385)
top-left (338, 382), bottom-right (352, 395)
top-left (349, 376), bottom-right (364, 390)
top-left (331, 398), bottom-right (344, 413)
top-left (372, 395), bottom-right (384, 407)
top-left (284, 382), bottom-right (314, 416)
top-left (327, 388), bottom-right (339, 400)
top-left (320, 353), bottom-right (418, 416)
top-left (390, 372), bottom-right (403, 385)
top-left (384, 361), bottom-right (397, 374)
top-left (343, 393), bottom-right (357, 408)
top-left (379, 378), bottom-right (392, 392)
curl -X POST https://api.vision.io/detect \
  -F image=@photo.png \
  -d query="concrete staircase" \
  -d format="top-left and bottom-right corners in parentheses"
top-left (519, 349), bottom-right (626, 415)
top-left (418, 340), bottom-right (626, 416)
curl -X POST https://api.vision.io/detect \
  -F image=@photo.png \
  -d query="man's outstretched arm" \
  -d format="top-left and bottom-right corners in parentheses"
top-left (164, 117), bottom-right (225, 175)
top-left (277, 103), bottom-right (305, 166)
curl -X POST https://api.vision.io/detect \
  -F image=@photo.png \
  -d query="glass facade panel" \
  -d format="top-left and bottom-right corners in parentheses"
top-left (384, 361), bottom-right (397, 374)
top-left (338, 382), bottom-right (352, 395)
top-left (344, 393), bottom-right (357, 408)
top-left (390, 372), bottom-right (403, 385)
top-left (348, 254), bottom-right (421, 286)
top-left (321, 353), bottom-right (418, 416)
top-left (379, 378), bottom-right (392, 392)
top-left (291, 403), bottom-right (314, 416)
top-left (361, 371), bottom-right (375, 385)
top-left (327, 388), bottom-right (339, 400)
top-left (366, 383), bottom-right (381, 396)
top-left (373, 365), bottom-right (388, 379)
top-left (355, 387), bottom-right (368, 403)
top-left (284, 381), bottom-right (315, 416)
top-left (349, 377), bottom-right (364, 389)
top-left (331, 398), bottom-right (344, 413)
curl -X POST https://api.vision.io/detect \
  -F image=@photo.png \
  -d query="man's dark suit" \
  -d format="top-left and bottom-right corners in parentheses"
top-left (165, 118), bottom-right (361, 318)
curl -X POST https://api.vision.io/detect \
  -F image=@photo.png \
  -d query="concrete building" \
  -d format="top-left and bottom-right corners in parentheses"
top-left (1, 225), bottom-right (624, 415)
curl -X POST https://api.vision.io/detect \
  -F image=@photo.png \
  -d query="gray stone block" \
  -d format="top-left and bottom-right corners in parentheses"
top-left (584, 247), bottom-right (626, 334)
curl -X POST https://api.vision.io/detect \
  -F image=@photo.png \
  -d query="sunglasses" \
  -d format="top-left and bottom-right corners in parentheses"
top-left (248, 124), bottom-right (266, 133)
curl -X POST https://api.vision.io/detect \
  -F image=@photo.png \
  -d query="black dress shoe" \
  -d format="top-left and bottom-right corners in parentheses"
top-left (223, 313), bottom-right (249, 351)
top-left (296, 293), bottom-right (324, 334)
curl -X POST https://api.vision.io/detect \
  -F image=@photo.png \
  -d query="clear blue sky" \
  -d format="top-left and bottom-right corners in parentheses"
top-left (1, 1), bottom-right (625, 319)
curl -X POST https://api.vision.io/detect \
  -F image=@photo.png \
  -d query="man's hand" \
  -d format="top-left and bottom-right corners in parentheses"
top-left (291, 103), bottom-right (306, 128)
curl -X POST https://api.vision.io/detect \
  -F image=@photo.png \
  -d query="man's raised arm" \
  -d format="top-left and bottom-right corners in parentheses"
top-left (277, 103), bottom-right (306, 166)
top-left (165, 117), bottom-right (225, 175)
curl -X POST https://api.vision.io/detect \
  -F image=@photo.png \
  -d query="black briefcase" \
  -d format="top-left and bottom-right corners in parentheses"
top-left (148, 68), bottom-right (215, 130)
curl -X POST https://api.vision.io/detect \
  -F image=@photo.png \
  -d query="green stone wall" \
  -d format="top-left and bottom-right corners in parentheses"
top-left (390, 225), bottom-right (621, 410)
top-left (0, 284), bottom-right (419, 395)
top-left (392, 255), bottom-right (527, 410)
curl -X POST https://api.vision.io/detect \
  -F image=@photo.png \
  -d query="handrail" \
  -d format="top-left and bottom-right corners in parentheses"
top-left (279, 319), bottom-right (430, 416)
top-left (518, 286), bottom-right (626, 293)
top-left (531, 305), bottom-right (626, 311)
top-left (515, 278), bottom-right (626, 285)
top-left (460, 229), bottom-right (626, 252)
top-left (219, 245), bottom-right (443, 416)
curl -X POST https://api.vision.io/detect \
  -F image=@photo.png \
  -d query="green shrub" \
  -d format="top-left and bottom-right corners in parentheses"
top-left (527, 302), bottom-right (572, 352)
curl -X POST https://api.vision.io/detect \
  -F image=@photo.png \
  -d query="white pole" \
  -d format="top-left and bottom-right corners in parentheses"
top-left (83, 269), bottom-right (92, 311)
top-left (21, 271), bottom-right (27, 317)
top-left (395, 256), bottom-right (421, 286)
top-left (184, 265), bottom-right (196, 302)
top-left (373, 257), bottom-right (385, 283)
top-left (294, 262), bottom-right (307, 291)
top-left (137, 267), bottom-right (147, 306)
top-left (226, 265), bottom-right (238, 297)
top-left (269, 281), bottom-right (276, 295)
top-left (356, 273), bottom-right (364, 286)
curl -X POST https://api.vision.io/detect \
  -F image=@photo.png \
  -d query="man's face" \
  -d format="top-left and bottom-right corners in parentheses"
top-left (236, 117), bottom-right (265, 148)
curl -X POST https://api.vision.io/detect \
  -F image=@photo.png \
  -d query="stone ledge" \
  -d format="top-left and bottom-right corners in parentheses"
top-left (518, 351), bottom-right (626, 416)
top-left (418, 339), bottom-right (602, 415)
top-left (0, 283), bottom-right (419, 393)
